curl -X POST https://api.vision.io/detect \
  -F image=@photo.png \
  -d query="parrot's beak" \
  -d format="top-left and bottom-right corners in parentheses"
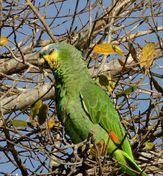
top-left (40, 51), bottom-right (59, 69)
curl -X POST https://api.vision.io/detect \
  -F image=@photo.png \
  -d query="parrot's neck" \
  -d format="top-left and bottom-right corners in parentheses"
top-left (54, 62), bottom-right (92, 95)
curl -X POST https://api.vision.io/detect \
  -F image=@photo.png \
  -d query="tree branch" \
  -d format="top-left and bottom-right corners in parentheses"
top-left (0, 52), bottom-right (40, 79)
top-left (0, 84), bottom-right (54, 115)
top-left (26, 0), bottom-right (57, 43)
top-left (3, 123), bottom-right (28, 176)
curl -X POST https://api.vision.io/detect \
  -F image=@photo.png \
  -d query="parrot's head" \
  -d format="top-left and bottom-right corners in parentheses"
top-left (39, 43), bottom-right (61, 69)
top-left (39, 42), bottom-right (82, 70)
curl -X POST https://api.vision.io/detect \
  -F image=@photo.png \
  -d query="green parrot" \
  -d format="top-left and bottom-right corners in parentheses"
top-left (40, 42), bottom-right (147, 176)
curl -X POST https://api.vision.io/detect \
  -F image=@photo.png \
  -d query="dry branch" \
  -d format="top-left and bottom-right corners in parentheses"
top-left (0, 84), bottom-right (54, 115)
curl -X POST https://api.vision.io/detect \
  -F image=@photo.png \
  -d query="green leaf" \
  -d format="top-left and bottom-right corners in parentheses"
top-left (12, 120), bottom-right (28, 128)
top-left (98, 74), bottom-right (115, 93)
top-left (98, 74), bottom-right (109, 87)
top-left (116, 85), bottom-right (138, 97)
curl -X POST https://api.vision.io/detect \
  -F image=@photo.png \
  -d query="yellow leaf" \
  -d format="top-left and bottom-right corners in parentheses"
top-left (46, 118), bottom-right (55, 129)
top-left (145, 141), bottom-right (155, 150)
top-left (93, 43), bottom-right (124, 56)
top-left (34, 100), bottom-right (43, 110)
top-left (0, 36), bottom-right (8, 46)
top-left (113, 45), bottom-right (124, 56)
top-left (107, 80), bottom-right (115, 93)
top-left (139, 43), bottom-right (155, 70)
top-left (12, 120), bottom-right (28, 128)
top-left (29, 100), bottom-right (43, 121)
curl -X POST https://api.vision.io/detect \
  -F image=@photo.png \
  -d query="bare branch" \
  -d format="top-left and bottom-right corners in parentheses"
top-left (0, 84), bottom-right (54, 115)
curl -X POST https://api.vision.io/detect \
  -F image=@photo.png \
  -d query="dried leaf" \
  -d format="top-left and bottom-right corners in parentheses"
top-left (139, 43), bottom-right (155, 70)
top-left (96, 139), bottom-right (106, 156)
top-left (38, 104), bottom-right (49, 125)
top-left (90, 139), bottom-right (106, 157)
top-left (151, 76), bottom-right (163, 95)
top-left (118, 58), bottom-right (125, 66)
top-left (12, 120), bottom-right (28, 128)
top-left (128, 42), bottom-right (138, 63)
top-left (0, 36), bottom-right (8, 46)
top-left (93, 43), bottom-right (124, 56)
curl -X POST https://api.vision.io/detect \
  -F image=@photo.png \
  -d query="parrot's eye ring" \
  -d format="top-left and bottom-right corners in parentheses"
top-left (49, 49), bottom-right (54, 55)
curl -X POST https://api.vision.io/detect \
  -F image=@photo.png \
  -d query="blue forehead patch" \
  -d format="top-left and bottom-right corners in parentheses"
top-left (40, 43), bottom-right (62, 56)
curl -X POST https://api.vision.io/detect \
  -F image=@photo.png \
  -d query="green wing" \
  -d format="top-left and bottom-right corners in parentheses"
top-left (80, 82), bottom-right (134, 159)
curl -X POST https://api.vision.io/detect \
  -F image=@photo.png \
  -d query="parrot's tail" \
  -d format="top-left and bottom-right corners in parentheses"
top-left (114, 149), bottom-right (147, 176)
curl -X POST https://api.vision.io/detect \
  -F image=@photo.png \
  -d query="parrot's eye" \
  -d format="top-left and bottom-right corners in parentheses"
top-left (49, 49), bottom-right (54, 55)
